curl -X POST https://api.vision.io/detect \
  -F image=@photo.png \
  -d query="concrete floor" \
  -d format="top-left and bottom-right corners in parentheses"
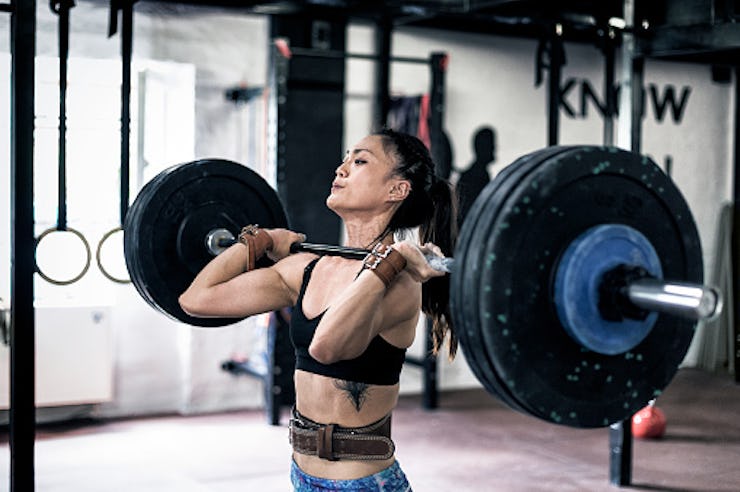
top-left (0, 368), bottom-right (738, 491)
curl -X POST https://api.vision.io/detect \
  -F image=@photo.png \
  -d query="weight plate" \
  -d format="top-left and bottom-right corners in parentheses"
top-left (124, 159), bottom-right (288, 327)
top-left (125, 167), bottom-right (173, 311)
top-left (463, 146), bottom-right (578, 416)
top-left (452, 146), bottom-right (572, 413)
top-left (476, 146), bottom-right (702, 428)
top-left (452, 149), bottom-right (539, 409)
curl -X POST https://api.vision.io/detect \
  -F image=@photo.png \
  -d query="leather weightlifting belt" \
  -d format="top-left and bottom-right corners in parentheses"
top-left (289, 407), bottom-right (395, 461)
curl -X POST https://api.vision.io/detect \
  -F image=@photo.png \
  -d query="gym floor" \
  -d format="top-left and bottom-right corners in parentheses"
top-left (0, 368), bottom-right (737, 492)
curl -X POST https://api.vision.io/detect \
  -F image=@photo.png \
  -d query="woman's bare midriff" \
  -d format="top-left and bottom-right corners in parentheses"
top-left (292, 369), bottom-right (400, 480)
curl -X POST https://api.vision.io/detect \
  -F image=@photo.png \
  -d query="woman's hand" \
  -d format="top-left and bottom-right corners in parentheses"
top-left (393, 240), bottom-right (447, 283)
top-left (264, 228), bottom-right (307, 262)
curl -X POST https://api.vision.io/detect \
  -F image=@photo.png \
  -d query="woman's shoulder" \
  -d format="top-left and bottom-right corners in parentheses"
top-left (271, 252), bottom-right (320, 295)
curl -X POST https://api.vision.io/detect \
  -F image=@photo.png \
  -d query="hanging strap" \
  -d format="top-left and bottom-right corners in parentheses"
top-left (107, 0), bottom-right (135, 225)
top-left (119, 1), bottom-right (133, 225)
top-left (50, 0), bottom-right (75, 231)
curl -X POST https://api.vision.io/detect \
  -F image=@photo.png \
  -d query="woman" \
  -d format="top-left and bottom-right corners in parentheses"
top-left (179, 128), bottom-right (458, 491)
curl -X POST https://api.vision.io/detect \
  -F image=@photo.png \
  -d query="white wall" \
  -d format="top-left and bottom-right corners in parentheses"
top-left (0, 4), bottom-right (734, 419)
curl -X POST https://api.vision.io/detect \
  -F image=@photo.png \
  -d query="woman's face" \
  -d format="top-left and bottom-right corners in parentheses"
top-left (326, 134), bottom-right (408, 215)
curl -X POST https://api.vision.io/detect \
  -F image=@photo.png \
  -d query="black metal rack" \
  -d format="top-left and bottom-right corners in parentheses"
top-left (8, 2), bottom-right (37, 491)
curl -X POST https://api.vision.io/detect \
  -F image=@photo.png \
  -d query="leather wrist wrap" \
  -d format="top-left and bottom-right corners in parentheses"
top-left (238, 225), bottom-right (274, 271)
top-left (362, 243), bottom-right (407, 288)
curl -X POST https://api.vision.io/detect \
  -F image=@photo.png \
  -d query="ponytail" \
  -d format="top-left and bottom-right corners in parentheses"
top-left (374, 128), bottom-right (459, 359)
top-left (420, 178), bottom-right (458, 360)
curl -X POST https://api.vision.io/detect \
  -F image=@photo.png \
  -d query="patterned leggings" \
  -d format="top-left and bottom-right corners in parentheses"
top-left (290, 460), bottom-right (412, 491)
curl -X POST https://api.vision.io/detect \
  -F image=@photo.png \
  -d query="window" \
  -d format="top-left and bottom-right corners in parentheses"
top-left (0, 54), bottom-right (195, 304)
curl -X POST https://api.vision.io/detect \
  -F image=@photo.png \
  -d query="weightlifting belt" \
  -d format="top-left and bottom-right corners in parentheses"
top-left (289, 407), bottom-right (395, 461)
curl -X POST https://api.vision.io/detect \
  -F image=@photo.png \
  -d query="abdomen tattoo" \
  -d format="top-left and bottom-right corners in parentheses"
top-left (334, 380), bottom-right (370, 412)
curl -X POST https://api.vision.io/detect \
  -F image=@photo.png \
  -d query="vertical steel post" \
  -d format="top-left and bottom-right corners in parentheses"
top-left (609, 421), bottom-right (633, 486)
top-left (629, 56), bottom-right (644, 153)
top-left (603, 33), bottom-right (616, 147)
top-left (419, 52), bottom-right (449, 410)
top-left (10, 0), bottom-right (37, 490)
top-left (422, 318), bottom-right (438, 410)
top-left (373, 15), bottom-right (391, 130)
top-left (732, 65), bottom-right (740, 383)
top-left (617, 0), bottom-right (643, 153)
top-left (610, 0), bottom-right (640, 486)
top-left (120, 1), bottom-right (133, 225)
top-left (547, 26), bottom-right (565, 146)
top-left (429, 53), bottom-right (446, 172)
top-left (270, 39), bottom-right (290, 203)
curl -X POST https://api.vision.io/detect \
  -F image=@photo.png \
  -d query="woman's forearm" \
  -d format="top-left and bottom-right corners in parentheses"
top-left (178, 244), bottom-right (249, 312)
top-left (309, 270), bottom-right (395, 364)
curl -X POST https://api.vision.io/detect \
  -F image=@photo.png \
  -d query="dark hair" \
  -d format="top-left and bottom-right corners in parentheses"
top-left (373, 128), bottom-right (459, 359)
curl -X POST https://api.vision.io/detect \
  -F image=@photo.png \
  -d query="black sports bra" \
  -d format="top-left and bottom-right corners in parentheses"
top-left (289, 257), bottom-right (407, 386)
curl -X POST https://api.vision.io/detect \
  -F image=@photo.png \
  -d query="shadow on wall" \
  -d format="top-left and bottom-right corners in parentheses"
top-left (456, 126), bottom-right (496, 224)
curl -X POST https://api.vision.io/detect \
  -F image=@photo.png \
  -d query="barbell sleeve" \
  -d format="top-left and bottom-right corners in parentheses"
top-left (426, 256), bottom-right (454, 273)
top-left (624, 278), bottom-right (723, 322)
top-left (207, 228), bottom-right (237, 256)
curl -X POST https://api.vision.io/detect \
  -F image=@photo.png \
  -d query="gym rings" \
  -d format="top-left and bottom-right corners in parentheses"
top-left (96, 227), bottom-right (131, 284)
top-left (33, 226), bottom-right (130, 285)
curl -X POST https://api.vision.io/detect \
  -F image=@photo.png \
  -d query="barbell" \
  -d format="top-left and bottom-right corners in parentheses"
top-left (122, 146), bottom-right (721, 429)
